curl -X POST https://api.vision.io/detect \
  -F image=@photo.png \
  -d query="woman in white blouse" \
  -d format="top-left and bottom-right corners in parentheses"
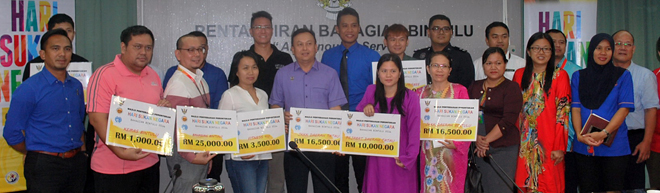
top-left (219, 51), bottom-right (270, 193)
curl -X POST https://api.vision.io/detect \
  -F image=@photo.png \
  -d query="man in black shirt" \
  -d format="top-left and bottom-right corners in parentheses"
top-left (226, 11), bottom-right (293, 193)
top-left (22, 13), bottom-right (88, 82)
top-left (413, 14), bottom-right (474, 88)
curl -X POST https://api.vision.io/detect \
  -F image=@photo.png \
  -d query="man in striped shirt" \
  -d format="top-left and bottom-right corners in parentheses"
top-left (163, 31), bottom-right (217, 192)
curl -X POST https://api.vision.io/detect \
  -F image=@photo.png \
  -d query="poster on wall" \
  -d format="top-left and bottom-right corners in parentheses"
top-left (0, 0), bottom-right (77, 191)
top-left (524, 0), bottom-right (597, 68)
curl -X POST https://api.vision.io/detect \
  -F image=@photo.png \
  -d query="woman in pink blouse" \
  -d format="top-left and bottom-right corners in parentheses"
top-left (416, 51), bottom-right (470, 193)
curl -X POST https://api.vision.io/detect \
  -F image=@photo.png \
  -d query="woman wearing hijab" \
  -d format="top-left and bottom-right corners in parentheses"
top-left (571, 33), bottom-right (634, 192)
top-left (512, 32), bottom-right (571, 192)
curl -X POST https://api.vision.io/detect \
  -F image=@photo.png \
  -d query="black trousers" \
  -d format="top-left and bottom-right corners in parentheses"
top-left (575, 153), bottom-right (628, 192)
top-left (207, 154), bottom-right (224, 181)
top-left (335, 154), bottom-right (366, 193)
top-left (284, 151), bottom-right (336, 193)
top-left (24, 151), bottom-right (87, 193)
top-left (564, 151), bottom-right (579, 193)
top-left (624, 129), bottom-right (647, 190)
top-left (93, 161), bottom-right (160, 193)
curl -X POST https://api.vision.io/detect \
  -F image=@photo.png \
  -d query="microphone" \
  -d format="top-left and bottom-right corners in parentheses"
top-left (484, 153), bottom-right (523, 193)
top-left (163, 164), bottom-right (182, 193)
top-left (288, 141), bottom-right (342, 193)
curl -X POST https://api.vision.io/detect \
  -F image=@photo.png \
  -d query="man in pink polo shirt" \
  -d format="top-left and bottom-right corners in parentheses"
top-left (87, 25), bottom-right (171, 193)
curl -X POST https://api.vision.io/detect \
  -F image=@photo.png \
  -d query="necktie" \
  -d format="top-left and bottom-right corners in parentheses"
top-left (340, 49), bottom-right (349, 110)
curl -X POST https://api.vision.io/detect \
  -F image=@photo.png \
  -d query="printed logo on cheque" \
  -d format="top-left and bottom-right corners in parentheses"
top-left (317, 0), bottom-right (351, 20)
top-left (5, 171), bottom-right (19, 184)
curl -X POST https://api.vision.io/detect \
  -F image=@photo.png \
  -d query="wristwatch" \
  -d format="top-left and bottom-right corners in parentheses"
top-left (602, 129), bottom-right (610, 137)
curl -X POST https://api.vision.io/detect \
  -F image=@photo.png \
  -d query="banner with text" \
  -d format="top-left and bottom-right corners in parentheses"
top-left (524, 0), bottom-right (597, 68)
top-left (235, 109), bottom-right (286, 157)
top-left (176, 106), bottom-right (238, 153)
top-left (106, 96), bottom-right (175, 156)
top-left (138, 0), bottom-right (523, 79)
top-left (0, 1), bottom-right (76, 191)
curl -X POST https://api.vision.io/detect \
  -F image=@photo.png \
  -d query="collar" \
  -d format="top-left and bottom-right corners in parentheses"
top-left (293, 60), bottom-right (321, 72)
top-left (505, 51), bottom-right (511, 60)
top-left (40, 66), bottom-right (72, 85)
top-left (177, 65), bottom-right (204, 80)
top-left (340, 43), bottom-right (359, 53)
top-left (114, 54), bottom-right (151, 77)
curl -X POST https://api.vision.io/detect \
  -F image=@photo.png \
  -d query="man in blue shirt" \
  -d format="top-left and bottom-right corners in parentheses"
top-left (546, 29), bottom-right (583, 193)
top-left (612, 30), bottom-right (659, 190)
top-left (546, 29), bottom-right (582, 79)
top-left (320, 7), bottom-right (379, 193)
top-left (3, 29), bottom-right (87, 193)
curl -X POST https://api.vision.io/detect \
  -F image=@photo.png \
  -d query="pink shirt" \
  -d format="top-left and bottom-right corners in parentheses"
top-left (87, 54), bottom-right (163, 174)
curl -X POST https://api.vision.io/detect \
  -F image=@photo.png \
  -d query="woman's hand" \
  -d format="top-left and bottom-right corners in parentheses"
top-left (394, 157), bottom-right (405, 168)
top-left (363, 104), bottom-right (375, 117)
top-left (438, 140), bottom-right (456, 149)
top-left (550, 150), bottom-right (564, 165)
top-left (578, 133), bottom-right (603, 146)
top-left (475, 135), bottom-right (489, 157)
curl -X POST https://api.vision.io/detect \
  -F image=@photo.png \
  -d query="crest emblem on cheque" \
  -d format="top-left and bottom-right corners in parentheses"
top-left (317, 0), bottom-right (351, 20)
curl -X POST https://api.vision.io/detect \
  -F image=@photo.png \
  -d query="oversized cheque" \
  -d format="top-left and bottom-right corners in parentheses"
top-left (234, 109), bottom-right (286, 156)
top-left (420, 99), bottom-right (479, 141)
top-left (176, 106), bottom-right (238, 153)
top-left (106, 96), bottom-right (175, 155)
top-left (341, 112), bottom-right (401, 157)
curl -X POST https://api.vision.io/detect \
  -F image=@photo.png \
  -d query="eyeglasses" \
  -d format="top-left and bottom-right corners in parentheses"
top-left (530, 47), bottom-right (551, 53)
top-left (179, 47), bottom-right (207, 54)
top-left (251, 25), bottom-right (272, 30)
top-left (430, 26), bottom-right (452, 33)
top-left (614, 42), bottom-right (634, 47)
top-left (429, 63), bottom-right (450, 70)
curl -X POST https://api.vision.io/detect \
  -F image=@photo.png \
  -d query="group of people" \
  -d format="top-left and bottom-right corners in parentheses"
top-left (3, 7), bottom-right (660, 193)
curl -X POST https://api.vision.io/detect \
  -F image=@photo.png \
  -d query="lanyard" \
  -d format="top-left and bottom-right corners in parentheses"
top-left (560, 58), bottom-right (568, 69)
top-left (178, 67), bottom-right (209, 108)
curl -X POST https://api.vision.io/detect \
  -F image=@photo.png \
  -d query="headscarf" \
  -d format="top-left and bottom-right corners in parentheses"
top-left (578, 33), bottom-right (626, 109)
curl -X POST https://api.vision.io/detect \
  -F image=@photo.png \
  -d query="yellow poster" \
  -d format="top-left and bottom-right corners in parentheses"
top-left (341, 112), bottom-right (401, 157)
top-left (0, 139), bottom-right (25, 192)
top-left (234, 109), bottom-right (286, 157)
top-left (420, 99), bottom-right (479, 141)
top-left (289, 108), bottom-right (343, 152)
top-left (176, 106), bottom-right (238, 153)
top-left (106, 96), bottom-right (175, 156)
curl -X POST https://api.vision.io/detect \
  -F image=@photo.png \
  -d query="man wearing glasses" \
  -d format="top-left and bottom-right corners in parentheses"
top-left (163, 31), bottom-right (217, 193)
top-left (162, 31), bottom-right (229, 182)
top-left (414, 14), bottom-right (474, 88)
top-left (612, 30), bottom-right (658, 191)
top-left (226, 10), bottom-right (293, 193)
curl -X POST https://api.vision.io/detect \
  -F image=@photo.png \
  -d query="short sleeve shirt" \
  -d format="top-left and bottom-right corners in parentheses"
top-left (86, 54), bottom-right (163, 174)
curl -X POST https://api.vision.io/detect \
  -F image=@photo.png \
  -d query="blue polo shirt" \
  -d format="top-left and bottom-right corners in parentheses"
top-left (321, 43), bottom-right (380, 111)
top-left (571, 70), bottom-right (635, 156)
top-left (3, 68), bottom-right (85, 153)
top-left (163, 62), bottom-right (228, 109)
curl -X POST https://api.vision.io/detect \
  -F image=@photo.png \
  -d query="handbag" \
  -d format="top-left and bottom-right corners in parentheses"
top-left (465, 142), bottom-right (484, 193)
